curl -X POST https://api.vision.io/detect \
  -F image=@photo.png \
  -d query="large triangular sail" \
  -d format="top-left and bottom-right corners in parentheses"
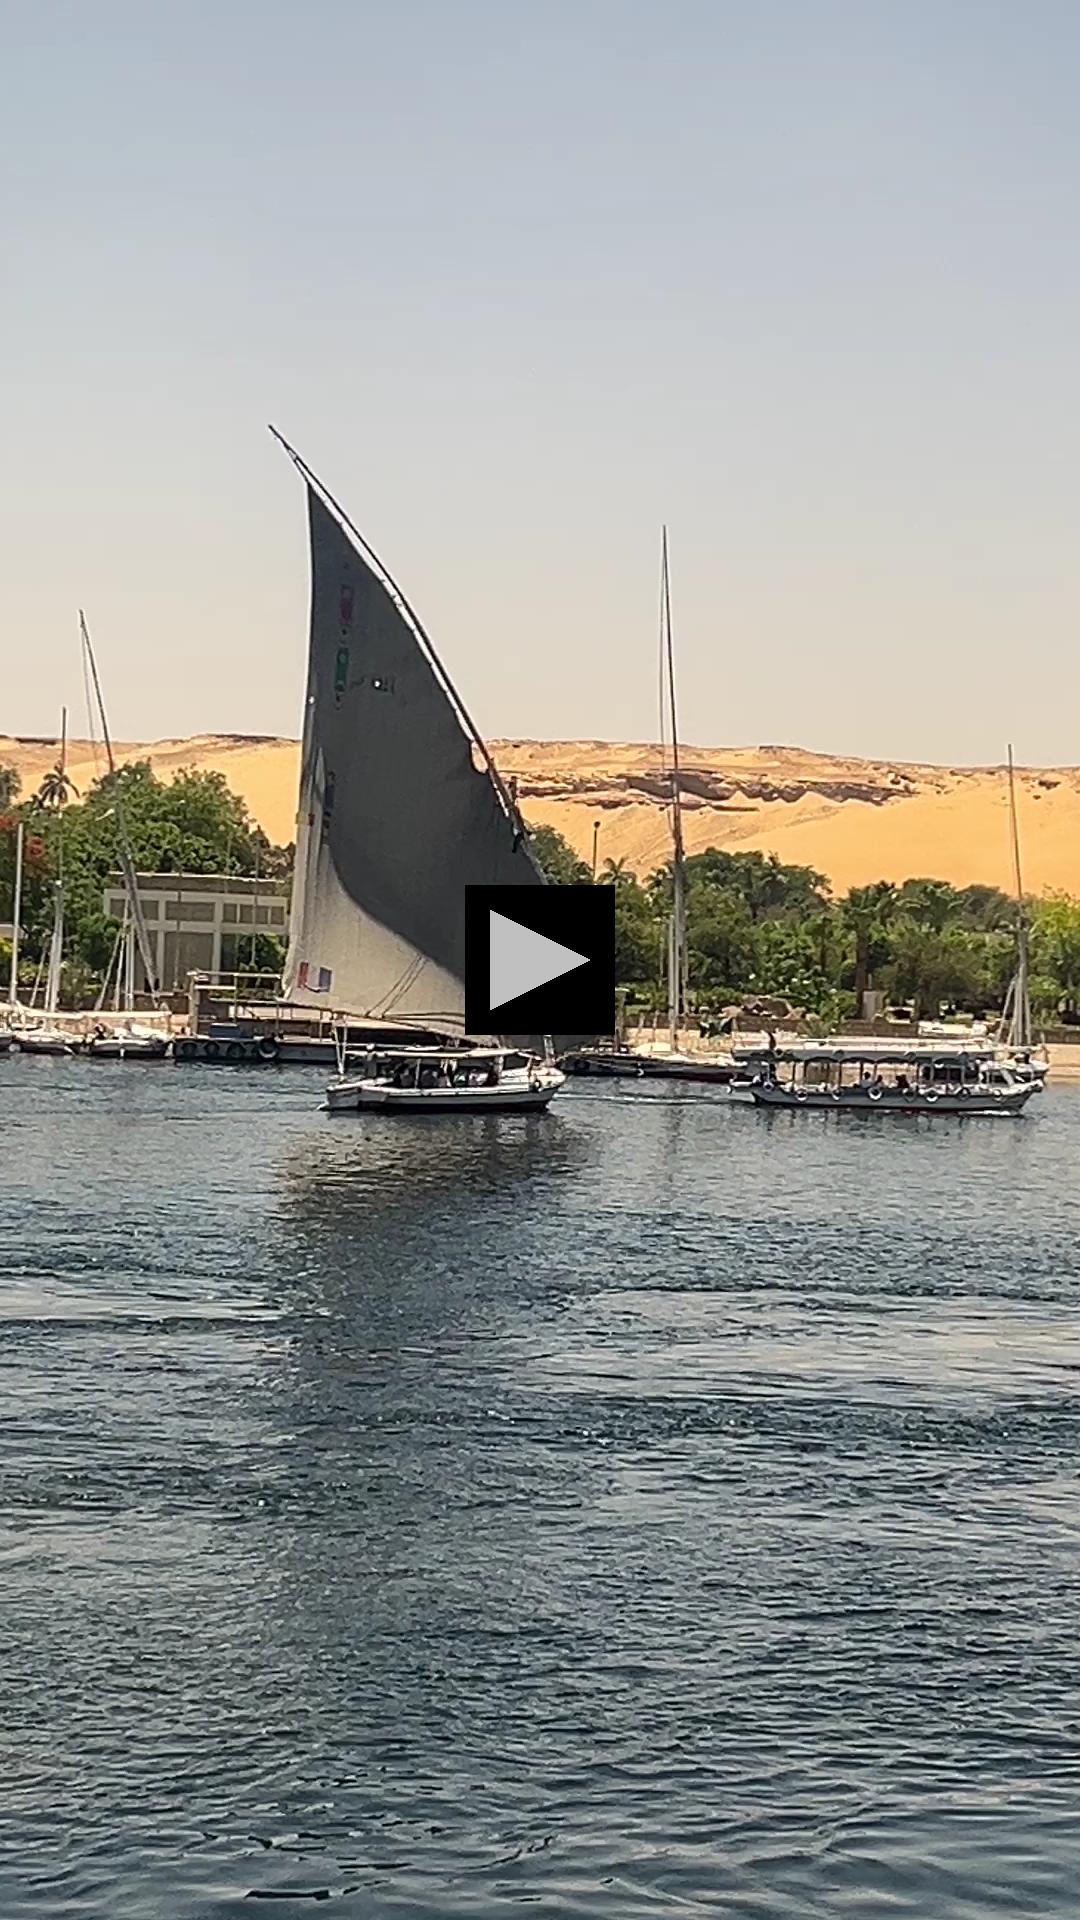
top-left (279, 439), bottom-right (542, 1034)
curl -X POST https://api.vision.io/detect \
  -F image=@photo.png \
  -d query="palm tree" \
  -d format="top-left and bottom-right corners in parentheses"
top-left (0, 763), bottom-right (19, 811)
top-left (600, 855), bottom-right (629, 885)
top-left (842, 881), bottom-right (897, 1014)
top-left (34, 764), bottom-right (78, 811)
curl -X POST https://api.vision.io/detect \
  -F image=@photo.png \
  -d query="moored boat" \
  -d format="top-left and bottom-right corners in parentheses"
top-left (82, 1023), bottom-right (170, 1059)
top-left (13, 1025), bottom-right (76, 1056)
top-left (738, 1042), bottom-right (1039, 1115)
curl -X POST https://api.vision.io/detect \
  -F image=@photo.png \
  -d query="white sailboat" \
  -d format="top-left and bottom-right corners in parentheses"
top-left (997, 746), bottom-right (1047, 1083)
top-left (271, 429), bottom-right (564, 1114)
top-left (14, 712), bottom-right (76, 1055)
top-left (0, 818), bottom-right (22, 1052)
top-left (79, 614), bottom-right (170, 1059)
top-left (626, 529), bottom-right (732, 1082)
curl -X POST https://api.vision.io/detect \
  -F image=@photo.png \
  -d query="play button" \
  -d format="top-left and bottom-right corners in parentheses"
top-left (488, 911), bottom-right (589, 1012)
top-left (464, 885), bottom-right (615, 1037)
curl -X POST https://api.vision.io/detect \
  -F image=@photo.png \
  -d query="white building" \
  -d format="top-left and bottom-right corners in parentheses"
top-left (103, 872), bottom-right (289, 991)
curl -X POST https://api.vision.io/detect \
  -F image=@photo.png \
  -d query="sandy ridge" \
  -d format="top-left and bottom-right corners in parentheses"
top-left (2, 732), bottom-right (1078, 897)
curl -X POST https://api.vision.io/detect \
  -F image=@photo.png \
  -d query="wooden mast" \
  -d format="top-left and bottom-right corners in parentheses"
top-left (79, 612), bottom-right (161, 1005)
top-left (1005, 744), bottom-right (1032, 1050)
top-left (661, 528), bottom-right (687, 1047)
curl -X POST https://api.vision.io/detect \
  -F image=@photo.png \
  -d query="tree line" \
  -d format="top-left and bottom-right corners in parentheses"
top-left (0, 758), bottom-right (289, 1002)
top-left (528, 825), bottom-right (1080, 1028)
top-left (4, 753), bottom-right (1080, 1024)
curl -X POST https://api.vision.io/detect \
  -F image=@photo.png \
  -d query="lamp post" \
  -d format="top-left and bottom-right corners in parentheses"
top-left (591, 819), bottom-right (601, 881)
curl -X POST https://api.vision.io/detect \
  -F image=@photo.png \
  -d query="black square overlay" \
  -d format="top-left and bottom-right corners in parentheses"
top-left (464, 885), bottom-right (615, 1038)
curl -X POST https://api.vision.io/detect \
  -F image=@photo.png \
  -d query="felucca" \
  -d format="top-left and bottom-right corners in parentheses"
top-left (272, 430), bottom-right (564, 1114)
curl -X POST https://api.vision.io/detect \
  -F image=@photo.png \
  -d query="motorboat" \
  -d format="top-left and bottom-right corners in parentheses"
top-left (13, 1025), bottom-right (76, 1056)
top-left (736, 1042), bottom-right (1040, 1115)
top-left (82, 1023), bottom-right (170, 1059)
top-left (325, 1047), bottom-right (566, 1115)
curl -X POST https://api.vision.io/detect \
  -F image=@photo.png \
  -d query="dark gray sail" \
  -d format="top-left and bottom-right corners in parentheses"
top-left (285, 485), bottom-right (542, 1032)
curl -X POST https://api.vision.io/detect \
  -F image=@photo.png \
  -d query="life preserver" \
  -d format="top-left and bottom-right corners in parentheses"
top-left (923, 1086), bottom-right (938, 1102)
top-left (225, 1041), bottom-right (246, 1062)
top-left (795, 1087), bottom-right (808, 1102)
top-left (202, 1040), bottom-right (220, 1060)
top-left (257, 1036), bottom-right (280, 1062)
top-left (869, 1085), bottom-right (883, 1101)
top-left (174, 1038), bottom-right (197, 1061)
top-left (831, 1088), bottom-right (841, 1102)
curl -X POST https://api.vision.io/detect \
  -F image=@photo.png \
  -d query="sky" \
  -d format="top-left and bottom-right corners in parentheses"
top-left (3, 0), bottom-right (1080, 763)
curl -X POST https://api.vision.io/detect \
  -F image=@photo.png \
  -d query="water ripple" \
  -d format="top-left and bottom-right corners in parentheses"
top-left (2, 1059), bottom-right (1079, 1916)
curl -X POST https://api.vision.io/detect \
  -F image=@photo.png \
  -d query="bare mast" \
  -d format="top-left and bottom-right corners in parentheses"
top-left (43, 709), bottom-right (67, 1015)
top-left (1003, 744), bottom-right (1032, 1050)
top-left (79, 612), bottom-right (161, 1005)
top-left (7, 820), bottom-right (24, 1006)
top-left (660, 528), bottom-right (687, 1046)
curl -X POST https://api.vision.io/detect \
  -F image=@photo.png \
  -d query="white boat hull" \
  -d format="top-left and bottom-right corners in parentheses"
top-left (750, 1083), bottom-right (1035, 1116)
top-left (83, 1035), bottom-right (170, 1059)
top-left (325, 1069), bottom-right (565, 1115)
top-left (13, 1031), bottom-right (75, 1056)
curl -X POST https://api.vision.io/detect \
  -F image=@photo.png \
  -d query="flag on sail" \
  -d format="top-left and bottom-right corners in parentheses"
top-left (284, 485), bottom-right (542, 1034)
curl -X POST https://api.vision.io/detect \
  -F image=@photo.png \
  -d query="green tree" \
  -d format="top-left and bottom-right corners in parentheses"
top-left (842, 881), bottom-right (897, 1010)
top-left (884, 920), bottom-right (989, 1020)
top-left (953, 883), bottom-right (1017, 932)
top-left (894, 878), bottom-right (964, 932)
top-left (12, 762), bottom-right (291, 993)
top-left (528, 824), bottom-right (592, 885)
top-left (1031, 894), bottom-right (1080, 1019)
top-left (0, 765), bottom-right (20, 810)
top-left (33, 763), bottom-right (79, 811)
top-left (686, 890), bottom-right (758, 995)
top-left (75, 912), bottom-right (123, 975)
top-left (603, 869), bottom-right (663, 986)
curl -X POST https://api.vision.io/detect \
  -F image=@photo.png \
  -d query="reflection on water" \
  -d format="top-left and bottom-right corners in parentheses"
top-left (2, 1059), bottom-right (1080, 1918)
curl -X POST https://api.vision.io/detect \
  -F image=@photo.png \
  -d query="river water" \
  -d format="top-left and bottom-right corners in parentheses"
top-left (3, 1058), bottom-right (1079, 1918)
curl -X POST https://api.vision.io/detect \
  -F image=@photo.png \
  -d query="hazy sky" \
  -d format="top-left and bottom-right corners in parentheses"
top-left (3, 1), bottom-right (1079, 762)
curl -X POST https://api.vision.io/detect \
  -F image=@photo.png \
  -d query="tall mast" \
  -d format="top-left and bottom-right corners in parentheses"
top-left (661, 527), bottom-right (687, 1045)
top-left (79, 612), bottom-right (160, 1005)
top-left (8, 820), bottom-right (23, 1006)
top-left (1005, 744), bottom-right (1032, 1051)
top-left (44, 709), bottom-right (67, 1015)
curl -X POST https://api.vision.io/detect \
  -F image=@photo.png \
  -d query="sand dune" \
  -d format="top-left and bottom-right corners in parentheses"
top-left (3, 732), bottom-right (1078, 898)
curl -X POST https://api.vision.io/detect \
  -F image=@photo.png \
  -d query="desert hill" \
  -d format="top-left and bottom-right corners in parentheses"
top-left (3, 732), bottom-right (1079, 899)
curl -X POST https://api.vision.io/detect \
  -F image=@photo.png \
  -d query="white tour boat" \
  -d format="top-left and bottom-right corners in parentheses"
top-left (325, 1047), bottom-right (565, 1114)
top-left (736, 1042), bottom-right (1040, 1115)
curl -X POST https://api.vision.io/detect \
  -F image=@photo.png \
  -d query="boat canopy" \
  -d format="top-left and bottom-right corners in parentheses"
top-left (735, 1042), bottom-right (997, 1068)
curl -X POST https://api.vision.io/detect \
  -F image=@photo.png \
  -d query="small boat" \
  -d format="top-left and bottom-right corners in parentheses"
top-left (82, 1023), bottom-right (170, 1059)
top-left (13, 1026), bottom-right (76, 1056)
top-left (325, 1047), bottom-right (565, 1114)
top-left (273, 430), bottom-right (562, 1115)
top-left (738, 1042), bottom-right (1039, 1115)
top-left (562, 1043), bottom-right (736, 1083)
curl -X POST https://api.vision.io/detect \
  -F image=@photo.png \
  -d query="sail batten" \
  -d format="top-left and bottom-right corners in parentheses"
top-left (283, 470), bottom-right (542, 1032)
